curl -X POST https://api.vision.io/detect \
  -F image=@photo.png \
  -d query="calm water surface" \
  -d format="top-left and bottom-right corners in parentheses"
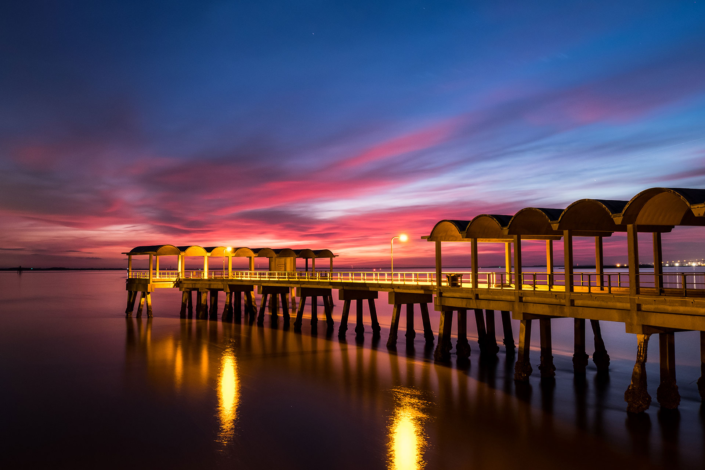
top-left (1, 271), bottom-right (704, 469)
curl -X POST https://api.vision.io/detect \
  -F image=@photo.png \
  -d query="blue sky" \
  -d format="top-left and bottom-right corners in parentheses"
top-left (1, 0), bottom-right (704, 267)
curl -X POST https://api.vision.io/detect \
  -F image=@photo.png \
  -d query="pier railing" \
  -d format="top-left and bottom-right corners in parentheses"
top-left (127, 269), bottom-right (705, 296)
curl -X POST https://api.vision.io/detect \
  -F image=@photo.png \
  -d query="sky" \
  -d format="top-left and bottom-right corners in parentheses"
top-left (1, 0), bottom-right (705, 268)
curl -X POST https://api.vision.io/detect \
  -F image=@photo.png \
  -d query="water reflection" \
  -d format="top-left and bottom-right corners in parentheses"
top-left (218, 347), bottom-right (240, 444)
top-left (388, 387), bottom-right (429, 470)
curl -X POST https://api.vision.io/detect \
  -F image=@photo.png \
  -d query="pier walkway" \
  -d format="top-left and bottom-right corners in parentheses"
top-left (124, 187), bottom-right (705, 414)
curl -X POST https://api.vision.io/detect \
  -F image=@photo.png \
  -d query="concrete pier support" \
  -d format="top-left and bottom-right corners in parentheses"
top-left (590, 320), bottom-right (611, 372)
top-left (420, 303), bottom-right (434, 342)
top-left (187, 290), bottom-right (193, 318)
top-left (136, 292), bottom-right (145, 318)
top-left (514, 319), bottom-right (533, 381)
top-left (455, 309), bottom-right (471, 359)
top-left (656, 332), bottom-right (680, 409)
top-left (209, 290), bottom-right (219, 320)
top-left (295, 288), bottom-right (333, 332)
top-left (136, 291), bottom-right (153, 318)
top-left (539, 318), bottom-right (556, 378)
top-left (501, 311), bottom-right (515, 352)
top-left (625, 333), bottom-right (652, 413)
top-left (179, 291), bottom-right (189, 319)
top-left (386, 292), bottom-right (433, 348)
top-left (196, 291), bottom-right (208, 320)
top-left (474, 309), bottom-right (488, 353)
top-left (484, 309), bottom-right (500, 355)
top-left (434, 308), bottom-right (454, 361)
top-left (573, 319), bottom-right (589, 373)
top-left (258, 286), bottom-right (290, 326)
top-left (222, 292), bottom-right (233, 322)
top-left (698, 332), bottom-right (705, 400)
top-left (126, 291), bottom-right (138, 317)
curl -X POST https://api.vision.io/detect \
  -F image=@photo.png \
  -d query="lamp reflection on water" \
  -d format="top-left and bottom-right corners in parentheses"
top-left (388, 387), bottom-right (429, 470)
top-left (217, 347), bottom-right (240, 444)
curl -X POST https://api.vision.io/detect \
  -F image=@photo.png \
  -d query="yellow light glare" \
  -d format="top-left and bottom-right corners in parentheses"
top-left (226, 246), bottom-right (232, 252)
top-left (399, 234), bottom-right (408, 242)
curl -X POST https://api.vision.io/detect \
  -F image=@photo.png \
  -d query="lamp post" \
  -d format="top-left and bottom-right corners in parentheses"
top-left (391, 234), bottom-right (408, 278)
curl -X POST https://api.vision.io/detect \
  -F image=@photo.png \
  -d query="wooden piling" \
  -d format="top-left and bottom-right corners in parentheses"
top-left (126, 291), bottom-right (137, 317)
top-left (500, 310), bottom-right (515, 351)
top-left (209, 290), bottom-right (218, 320)
top-left (179, 291), bottom-right (188, 319)
top-left (420, 303), bottom-right (434, 343)
top-left (514, 319), bottom-right (532, 381)
top-left (484, 309), bottom-right (500, 355)
top-left (539, 318), bottom-right (555, 378)
top-left (656, 332), bottom-right (680, 409)
top-left (405, 304), bottom-right (415, 343)
top-left (590, 320), bottom-right (611, 371)
top-left (295, 295), bottom-right (307, 330)
top-left (573, 318), bottom-right (589, 373)
top-left (369, 298), bottom-right (381, 336)
top-left (387, 303), bottom-right (402, 348)
top-left (355, 299), bottom-right (365, 338)
top-left (474, 309), bottom-right (488, 353)
top-left (433, 309), bottom-right (454, 361)
top-left (456, 309), bottom-right (471, 359)
top-left (136, 292), bottom-right (145, 318)
top-left (625, 333), bottom-right (651, 413)
top-left (338, 299), bottom-right (351, 338)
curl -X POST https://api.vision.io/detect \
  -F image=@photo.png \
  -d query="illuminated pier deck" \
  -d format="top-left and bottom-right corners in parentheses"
top-left (124, 187), bottom-right (705, 414)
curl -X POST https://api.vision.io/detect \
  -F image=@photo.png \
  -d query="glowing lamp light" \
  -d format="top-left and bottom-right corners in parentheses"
top-left (399, 234), bottom-right (408, 242)
top-left (226, 246), bottom-right (232, 252)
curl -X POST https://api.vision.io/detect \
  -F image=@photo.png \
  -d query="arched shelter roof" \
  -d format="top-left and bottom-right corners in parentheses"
top-left (294, 249), bottom-right (316, 258)
top-left (126, 245), bottom-right (182, 256)
top-left (205, 246), bottom-right (255, 257)
top-left (425, 220), bottom-right (471, 241)
top-left (552, 200), bottom-right (627, 232)
top-left (251, 248), bottom-right (276, 258)
top-left (177, 245), bottom-right (208, 256)
top-left (465, 215), bottom-right (513, 242)
top-left (271, 248), bottom-right (297, 258)
top-left (505, 208), bottom-right (564, 239)
top-left (615, 188), bottom-right (705, 226)
top-left (312, 249), bottom-right (336, 258)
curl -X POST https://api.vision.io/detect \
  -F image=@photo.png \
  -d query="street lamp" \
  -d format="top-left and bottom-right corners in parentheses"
top-left (391, 234), bottom-right (408, 277)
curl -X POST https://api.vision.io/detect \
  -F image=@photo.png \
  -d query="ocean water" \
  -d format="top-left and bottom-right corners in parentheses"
top-left (0, 270), bottom-right (704, 469)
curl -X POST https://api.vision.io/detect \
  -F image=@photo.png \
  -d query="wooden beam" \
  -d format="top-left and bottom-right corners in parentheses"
top-left (435, 241), bottom-right (442, 290)
top-left (546, 240), bottom-right (553, 288)
top-left (653, 232), bottom-right (663, 292)
top-left (627, 224), bottom-right (640, 296)
top-left (563, 230), bottom-right (573, 294)
top-left (471, 238), bottom-right (479, 289)
top-left (595, 236), bottom-right (603, 289)
top-left (513, 235), bottom-right (522, 291)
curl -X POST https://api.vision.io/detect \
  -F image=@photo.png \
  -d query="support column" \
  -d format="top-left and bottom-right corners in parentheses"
top-left (387, 303), bottom-right (402, 348)
top-left (244, 291), bottom-right (255, 319)
top-left (514, 319), bottom-right (533, 381)
top-left (222, 292), bottom-right (233, 322)
top-left (405, 304), bottom-right (416, 343)
top-left (249, 257), bottom-right (255, 272)
top-left (136, 292), bottom-right (145, 318)
top-left (280, 292), bottom-right (290, 322)
top-left (435, 241), bottom-right (443, 290)
top-left (312, 259), bottom-right (316, 273)
top-left (155, 256), bottom-right (159, 278)
top-left (305, 258), bottom-right (309, 273)
top-left (187, 290), bottom-right (193, 318)
top-left (228, 256), bottom-right (232, 278)
top-left (484, 310), bottom-right (500, 355)
top-left (546, 240), bottom-right (553, 289)
top-left (311, 296), bottom-right (318, 330)
top-left (330, 258), bottom-right (333, 273)
top-left (209, 290), bottom-right (219, 320)
top-left (433, 309), bottom-right (454, 361)
top-left (355, 299), bottom-right (365, 338)
top-left (128, 255), bottom-right (133, 277)
top-left (471, 238), bottom-right (479, 289)
top-left (197, 291), bottom-right (208, 320)
top-left (419, 303), bottom-right (434, 343)
top-left (590, 320), bottom-right (611, 371)
top-left (257, 294), bottom-right (269, 325)
top-left (295, 296), bottom-right (307, 330)
top-left (179, 291), bottom-right (188, 318)
top-left (514, 235), bottom-right (522, 290)
top-left (572, 319), bottom-right (589, 373)
top-left (539, 318), bottom-right (555, 378)
top-left (338, 299), bottom-right (351, 338)
top-left (500, 311), bottom-right (515, 351)
top-left (126, 291), bottom-right (137, 316)
top-left (177, 255), bottom-right (182, 278)
top-left (563, 230), bottom-right (573, 294)
top-left (234, 291), bottom-right (242, 321)
top-left (627, 224), bottom-right (640, 295)
top-left (148, 254), bottom-right (153, 284)
top-left (656, 332), bottom-right (680, 409)
top-left (698, 332), bottom-right (705, 400)
top-left (596, 236), bottom-right (604, 289)
top-left (474, 308), bottom-right (488, 353)
top-left (369, 299), bottom-right (381, 336)
top-left (653, 232), bottom-right (663, 293)
top-left (145, 292), bottom-right (153, 317)
top-left (505, 242), bottom-right (511, 282)
top-left (625, 333), bottom-right (651, 413)
top-left (322, 295), bottom-right (333, 328)
top-left (203, 255), bottom-right (209, 279)
top-left (456, 309), bottom-right (471, 358)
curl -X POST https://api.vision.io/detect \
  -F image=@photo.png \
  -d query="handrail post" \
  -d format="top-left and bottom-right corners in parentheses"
top-left (682, 272), bottom-right (687, 297)
top-left (608, 273), bottom-right (612, 294)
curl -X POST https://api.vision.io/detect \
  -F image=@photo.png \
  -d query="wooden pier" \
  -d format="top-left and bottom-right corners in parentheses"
top-left (124, 187), bottom-right (705, 414)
